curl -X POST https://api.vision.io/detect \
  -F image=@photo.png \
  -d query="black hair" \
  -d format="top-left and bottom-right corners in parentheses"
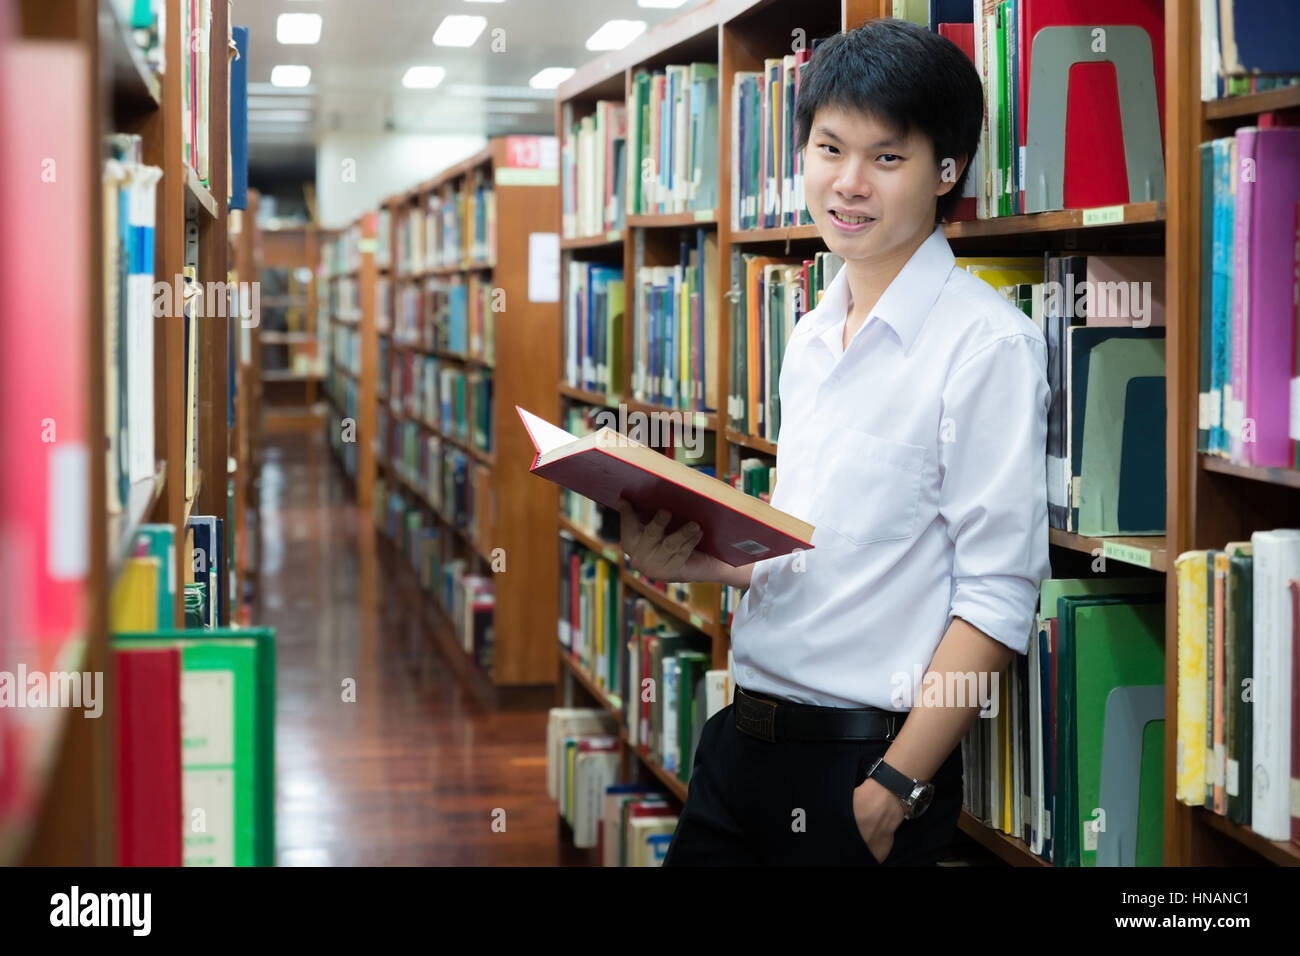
top-left (795, 19), bottom-right (984, 223)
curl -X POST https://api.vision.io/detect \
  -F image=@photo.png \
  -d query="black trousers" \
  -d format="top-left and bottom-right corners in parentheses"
top-left (662, 701), bottom-right (964, 866)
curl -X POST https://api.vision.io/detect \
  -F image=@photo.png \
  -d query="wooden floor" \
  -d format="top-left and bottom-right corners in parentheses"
top-left (258, 432), bottom-right (571, 866)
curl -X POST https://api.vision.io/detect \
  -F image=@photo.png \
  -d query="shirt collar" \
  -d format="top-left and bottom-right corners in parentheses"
top-left (805, 225), bottom-right (955, 355)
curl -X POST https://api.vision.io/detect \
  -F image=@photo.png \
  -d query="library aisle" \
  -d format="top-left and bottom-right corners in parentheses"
top-left (256, 433), bottom-right (559, 867)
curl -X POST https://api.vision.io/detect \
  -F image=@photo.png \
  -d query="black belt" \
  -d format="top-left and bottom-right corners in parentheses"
top-left (733, 686), bottom-right (903, 743)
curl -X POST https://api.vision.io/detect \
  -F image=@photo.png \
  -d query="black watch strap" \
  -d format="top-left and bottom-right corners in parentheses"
top-left (868, 757), bottom-right (919, 804)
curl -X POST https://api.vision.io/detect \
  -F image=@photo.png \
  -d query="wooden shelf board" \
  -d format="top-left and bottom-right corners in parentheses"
top-left (628, 211), bottom-right (717, 228)
top-left (558, 514), bottom-right (624, 565)
top-left (956, 811), bottom-right (1051, 867)
top-left (1204, 85), bottom-right (1300, 120)
top-left (942, 201), bottom-right (1165, 240)
top-left (107, 463), bottom-right (168, 586)
top-left (1200, 454), bottom-right (1300, 490)
top-left (184, 166), bottom-right (219, 219)
top-left (730, 223), bottom-right (822, 245)
top-left (624, 399), bottom-right (717, 432)
top-left (1048, 528), bottom-right (1167, 573)
top-left (1192, 807), bottom-right (1300, 866)
top-left (559, 382), bottom-right (619, 407)
top-left (102, 0), bottom-right (161, 112)
top-left (259, 331), bottom-right (317, 345)
top-left (623, 570), bottom-right (716, 636)
top-left (262, 369), bottom-right (324, 382)
top-left (724, 428), bottom-right (777, 456)
top-left (561, 231), bottom-right (625, 250)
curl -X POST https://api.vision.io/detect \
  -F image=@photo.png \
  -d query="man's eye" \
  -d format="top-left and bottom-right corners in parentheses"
top-left (878, 154), bottom-right (901, 163)
top-left (818, 143), bottom-right (839, 155)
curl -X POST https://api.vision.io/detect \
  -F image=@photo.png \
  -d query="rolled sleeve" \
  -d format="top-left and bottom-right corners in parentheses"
top-left (938, 332), bottom-right (1051, 654)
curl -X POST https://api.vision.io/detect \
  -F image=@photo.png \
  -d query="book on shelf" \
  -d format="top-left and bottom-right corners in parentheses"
top-left (564, 261), bottom-right (625, 395)
top-left (962, 577), bottom-right (1165, 864)
top-left (562, 100), bottom-right (627, 238)
top-left (113, 629), bottom-right (276, 866)
top-left (1202, 0), bottom-right (1300, 99)
top-left (518, 406), bottom-right (813, 566)
top-left (229, 25), bottom-right (248, 210)
top-left (631, 227), bottom-right (718, 412)
top-left (627, 63), bottom-right (719, 219)
top-left (1176, 535), bottom-right (1300, 844)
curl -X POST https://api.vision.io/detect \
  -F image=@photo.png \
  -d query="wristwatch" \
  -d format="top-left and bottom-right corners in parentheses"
top-left (866, 757), bottom-right (935, 820)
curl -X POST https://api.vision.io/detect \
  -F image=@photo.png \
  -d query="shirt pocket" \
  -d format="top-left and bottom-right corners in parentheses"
top-left (813, 429), bottom-right (926, 547)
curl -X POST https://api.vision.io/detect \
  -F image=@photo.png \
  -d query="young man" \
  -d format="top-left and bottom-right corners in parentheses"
top-left (618, 19), bottom-right (1050, 865)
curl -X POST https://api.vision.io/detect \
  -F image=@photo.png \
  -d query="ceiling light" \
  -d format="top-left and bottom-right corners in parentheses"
top-left (433, 15), bottom-right (487, 47)
top-left (529, 67), bottom-right (576, 90)
top-left (403, 66), bottom-right (447, 89)
top-left (585, 20), bottom-right (646, 51)
top-left (270, 65), bottom-right (312, 87)
top-left (276, 13), bottom-right (322, 45)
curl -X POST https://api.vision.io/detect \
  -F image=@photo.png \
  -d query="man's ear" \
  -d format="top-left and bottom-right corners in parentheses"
top-left (935, 154), bottom-right (969, 197)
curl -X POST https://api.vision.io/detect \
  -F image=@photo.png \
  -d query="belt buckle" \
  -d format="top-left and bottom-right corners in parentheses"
top-left (736, 690), bottom-right (777, 743)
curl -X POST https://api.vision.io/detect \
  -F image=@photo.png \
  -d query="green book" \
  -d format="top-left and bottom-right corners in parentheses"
top-left (114, 628), bottom-right (276, 866)
top-left (674, 651), bottom-right (710, 782)
top-left (1054, 595), bottom-right (1162, 867)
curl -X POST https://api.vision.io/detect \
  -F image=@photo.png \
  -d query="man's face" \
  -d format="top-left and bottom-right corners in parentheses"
top-left (802, 105), bottom-right (954, 264)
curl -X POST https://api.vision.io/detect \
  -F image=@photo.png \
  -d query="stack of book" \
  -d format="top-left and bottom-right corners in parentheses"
top-left (562, 100), bottom-right (627, 238)
top-left (1174, 537), bottom-right (1300, 845)
top-left (564, 261), bottom-right (625, 396)
top-left (627, 63), bottom-right (719, 217)
top-left (730, 51), bottom-right (812, 231)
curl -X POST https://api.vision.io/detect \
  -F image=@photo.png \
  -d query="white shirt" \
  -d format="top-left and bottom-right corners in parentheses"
top-left (732, 225), bottom-right (1051, 710)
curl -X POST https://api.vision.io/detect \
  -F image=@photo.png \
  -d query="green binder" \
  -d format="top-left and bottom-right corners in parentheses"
top-left (1055, 595), bottom-right (1163, 867)
top-left (113, 628), bottom-right (275, 866)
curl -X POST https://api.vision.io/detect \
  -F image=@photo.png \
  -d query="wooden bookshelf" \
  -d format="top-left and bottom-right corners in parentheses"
top-left (13, 0), bottom-right (238, 865)
top-left (548, 0), bottom-right (1292, 869)
top-left (328, 137), bottom-right (561, 688)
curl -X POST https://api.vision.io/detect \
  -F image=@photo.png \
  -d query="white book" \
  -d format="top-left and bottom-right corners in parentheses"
top-left (545, 709), bottom-right (614, 801)
top-left (1249, 529), bottom-right (1300, 838)
top-left (573, 746), bottom-right (620, 848)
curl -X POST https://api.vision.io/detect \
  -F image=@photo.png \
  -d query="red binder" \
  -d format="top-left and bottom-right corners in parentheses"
top-left (115, 646), bottom-right (183, 866)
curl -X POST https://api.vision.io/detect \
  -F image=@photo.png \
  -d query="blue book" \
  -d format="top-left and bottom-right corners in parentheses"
top-left (229, 27), bottom-right (249, 209)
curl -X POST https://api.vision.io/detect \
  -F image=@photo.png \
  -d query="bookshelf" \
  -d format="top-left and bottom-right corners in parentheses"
top-left (551, 0), bottom-right (1299, 867)
top-left (260, 224), bottom-right (329, 434)
top-left (230, 189), bottom-right (262, 615)
top-left (7, 0), bottom-right (246, 865)
top-left (325, 137), bottom-right (562, 689)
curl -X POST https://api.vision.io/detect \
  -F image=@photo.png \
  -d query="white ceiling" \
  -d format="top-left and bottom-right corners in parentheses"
top-left (231, 0), bottom-right (706, 173)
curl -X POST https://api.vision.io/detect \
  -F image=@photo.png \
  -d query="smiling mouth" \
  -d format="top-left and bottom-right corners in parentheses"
top-left (829, 209), bottom-right (874, 226)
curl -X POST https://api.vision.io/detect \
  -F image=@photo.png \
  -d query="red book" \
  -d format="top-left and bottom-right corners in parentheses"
top-left (938, 23), bottom-right (978, 223)
top-left (115, 646), bottom-right (183, 866)
top-left (518, 406), bottom-right (813, 567)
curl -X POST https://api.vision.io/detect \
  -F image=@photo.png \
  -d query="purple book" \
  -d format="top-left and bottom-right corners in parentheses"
top-left (1232, 127), bottom-right (1300, 467)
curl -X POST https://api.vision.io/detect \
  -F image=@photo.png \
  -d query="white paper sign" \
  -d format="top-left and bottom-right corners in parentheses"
top-left (528, 232), bottom-right (560, 303)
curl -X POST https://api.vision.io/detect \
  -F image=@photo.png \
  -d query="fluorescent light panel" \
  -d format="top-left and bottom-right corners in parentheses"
top-left (403, 66), bottom-right (447, 89)
top-left (432, 15), bottom-right (486, 47)
top-left (585, 19), bottom-right (646, 51)
top-left (529, 67), bottom-right (576, 90)
top-left (276, 13), bottom-right (322, 44)
top-left (270, 65), bottom-right (312, 87)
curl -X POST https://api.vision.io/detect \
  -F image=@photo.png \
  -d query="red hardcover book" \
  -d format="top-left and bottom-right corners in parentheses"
top-left (1017, 0), bottom-right (1166, 211)
top-left (115, 646), bottom-right (183, 866)
top-left (518, 406), bottom-right (813, 567)
top-left (938, 22), bottom-right (978, 222)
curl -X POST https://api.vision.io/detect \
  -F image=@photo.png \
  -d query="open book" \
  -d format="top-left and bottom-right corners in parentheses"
top-left (517, 406), bottom-right (814, 567)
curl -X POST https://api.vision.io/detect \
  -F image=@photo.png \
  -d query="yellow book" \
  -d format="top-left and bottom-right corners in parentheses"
top-left (110, 556), bottom-right (161, 632)
top-left (1174, 551), bottom-right (1209, 805)
top-left (1002, 669), bottom-right (1011, 834)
